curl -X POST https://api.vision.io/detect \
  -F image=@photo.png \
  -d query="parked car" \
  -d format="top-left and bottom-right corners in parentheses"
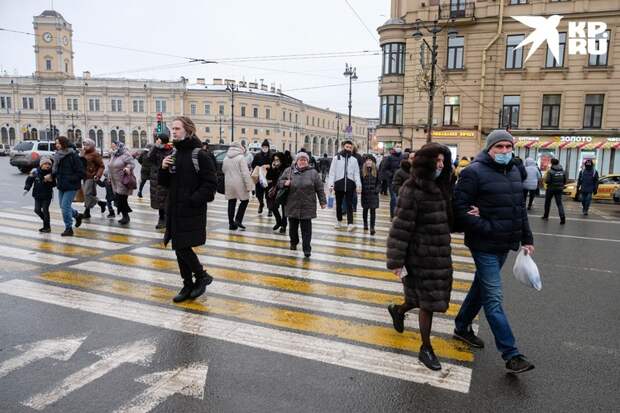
top-left (0, 144), bottom-right (11, 156)
top-left (614, 187), bottom-right (620, 203)
top-left (564, 174), bottom-right (620, 202)
top-left (9, 140), bottom-right (55, 173)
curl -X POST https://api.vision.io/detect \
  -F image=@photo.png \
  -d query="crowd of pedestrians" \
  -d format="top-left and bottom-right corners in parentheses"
top-left (24, 116), bottom-right (595, 376)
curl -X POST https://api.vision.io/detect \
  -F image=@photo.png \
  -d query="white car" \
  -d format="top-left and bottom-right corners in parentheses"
top-left (9, 140), bottom-right (56, 173)
top-left (0, 144), bottom-right (11, 156)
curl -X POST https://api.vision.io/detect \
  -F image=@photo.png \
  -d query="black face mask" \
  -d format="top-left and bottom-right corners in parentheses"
top-left (585, 163), bottom-right (593, 170)
top-left (343, 149), bottom-right (352, 155)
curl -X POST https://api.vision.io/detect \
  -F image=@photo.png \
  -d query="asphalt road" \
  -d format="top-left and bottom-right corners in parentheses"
top-left (0, 157), bottom-right (618, 413)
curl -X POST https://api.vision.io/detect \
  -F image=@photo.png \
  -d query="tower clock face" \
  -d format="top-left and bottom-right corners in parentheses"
top-left (42, 32), bottom-right (53, 43)
top-left (63, 36), bottom-right (68, 46)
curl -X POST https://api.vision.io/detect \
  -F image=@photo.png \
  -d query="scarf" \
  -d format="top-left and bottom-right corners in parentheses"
top-left (52, 148), bottom-right (74, 175)
top-left (113, 142), bottom-right (127, 156)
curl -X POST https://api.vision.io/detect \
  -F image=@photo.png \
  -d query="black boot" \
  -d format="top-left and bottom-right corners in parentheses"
top-left (190, 271), bottom-right (213, 299)
top-left (118, 212), bottom-right (130, 225)
top-left (83, 208), bottom-right (91, 219)
top-left (61, 228), bottom-right (74, 237)
top-left (419, 345), bottom-right (441, 371)
top-left (560, 216), bottom-right (566, 225)
top-left (39, 226), bottom-right (51, 233)
top-left (172, 282), bottom-right (194, 303)
top-left (98, 201), bottom-right (107, 214)
top-left (74, 213), bottom-right (83, 228)
top-left (155, 219), bottom-right (166, 230)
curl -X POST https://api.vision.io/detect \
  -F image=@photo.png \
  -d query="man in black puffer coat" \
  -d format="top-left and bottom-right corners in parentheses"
top-left (160, 116), bottom-right (217, 303)
top-left (453, 129), bottom-right (536, 374)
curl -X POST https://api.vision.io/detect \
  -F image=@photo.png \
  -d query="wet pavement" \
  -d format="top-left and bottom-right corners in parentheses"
top-left (0, 157), bottom-right (619, 412)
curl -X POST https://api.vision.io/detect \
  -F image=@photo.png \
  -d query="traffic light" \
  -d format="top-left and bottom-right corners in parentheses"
top-left (156, 112), bottom-right (163, 134)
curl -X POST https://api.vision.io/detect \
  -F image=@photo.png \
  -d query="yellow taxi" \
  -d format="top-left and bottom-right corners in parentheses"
top-left (564, 174), bottom-right (620, 202)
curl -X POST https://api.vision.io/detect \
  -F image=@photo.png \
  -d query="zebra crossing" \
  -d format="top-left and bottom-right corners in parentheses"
top-left (0, 194), bottom-right (478, 395)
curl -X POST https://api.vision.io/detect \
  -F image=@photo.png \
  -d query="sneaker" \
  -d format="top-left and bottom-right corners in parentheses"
top-left (334, 221), bottom-right (342, 229)
top-left (74, 213), bottom-right (83, 228)
top-left (505, 355), bottom-right (535, 374)
top-left (418, 345), bottom-right (441, 371)
top-left (347, 224), bottom-right (355, 232)
top-left (172, 284), bottom-right (194, 303)
top-left (370, 228), bottom-right (376, 236)
top-left (107, 212), bottom-right (116, 219)
top-left (98, 201), bottom-right (107, 214)
top-left (387, 304), bottom-right (405, 333)
top-left (61, 228), bottom-right (74, 237)
top-left (267, 211), bottom-right (273, 217)
top-left (189, 271), bottom-right (213, 299)
top-left (236, 222), bottom-right (246, 231)
top-left (272, 224), bottom-right (281, 232)
top-left (82, 209), bottom-right (91, 219)
top-left (39, 227), bottom-right (51, 233)
top-left (155, 220), bottom-right (166, 230)
top-left (279, 226), bottom-right (286, 234)
top-left (363, 225), bottom-right (369, 231)
top-left (541, 216), bottom-right (548, 221)
top-left (560, 217), bottom-right (566, 225)
top-left (118, 215), bottom-right (130, 225)
top-left (304, 251), bottom-right (311, 258)
top-left (229, 223), bottom-right (238, 231)
top-left (290, 243), bottom-right (297, 251)
top-left (137, 192), bottom-right (143, 198)
top-left (453, 327), bottom-right (485, 349)
top-left (258, 205), bottom-right (263, 215)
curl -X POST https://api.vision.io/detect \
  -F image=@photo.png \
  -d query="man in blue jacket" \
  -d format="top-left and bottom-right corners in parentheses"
top-left (453, 129), bottom-right (536, 374)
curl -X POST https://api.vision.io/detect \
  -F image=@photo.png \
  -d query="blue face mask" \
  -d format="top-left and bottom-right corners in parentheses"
top-left (494, 152), bottom-right (513, 165)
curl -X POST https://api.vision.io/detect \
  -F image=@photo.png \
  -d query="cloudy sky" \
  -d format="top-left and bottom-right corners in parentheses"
top-left (0, 0), bottom-right (389, 118)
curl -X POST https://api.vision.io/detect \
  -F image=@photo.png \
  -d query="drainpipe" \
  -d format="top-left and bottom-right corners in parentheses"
top-left (477, 0), bottom-right (505, 149)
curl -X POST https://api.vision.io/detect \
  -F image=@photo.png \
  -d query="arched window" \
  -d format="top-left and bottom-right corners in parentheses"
top-left (140, 130), bottom-right (147, 148)
top-left (320, 137), bottom-right (326, 155)
top-left (97, 129), bottom-right (104, 148)
top-left (31, 128), bottom-right (38, 140)
top-left (89, 129), bottom-right (96, 141)
top-left (67, 129), bottom-right (75, 142)
top-left (304, 135), bottom-right (310, 146)
top-left (23, 129), bottom-right (31, 140)
top-left (132, 130), bottom-right (139, 148)
top-left (0, 127), bottom-right (7, 144)
top-left (219, 138), bottom-right (224, 144)
top-left (74, 129), bottom-right (82, 145)
top-left (8, 128), bottom-right (15, 145)
top-left (110, 130), bottom-right (117, 142)
top-left (118, 130), bottom-right (126, 144)
top-left (312, 136), bottom-right (319, 154)
top-left (328, 138), bottom-right (333, 155)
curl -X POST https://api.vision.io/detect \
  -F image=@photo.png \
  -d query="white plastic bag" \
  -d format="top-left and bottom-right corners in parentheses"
top-left (258, 166), bottom-right (268, 188)
top-left (512, 249), bottom-right (542, 290)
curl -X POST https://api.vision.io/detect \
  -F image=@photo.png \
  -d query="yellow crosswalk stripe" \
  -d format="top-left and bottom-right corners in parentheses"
top-left (102, 253), bottom-right (464, 316)
top-left (0, 234), bottom-right (101, 257)
top-left (37, 270), bottom-right (474, 362)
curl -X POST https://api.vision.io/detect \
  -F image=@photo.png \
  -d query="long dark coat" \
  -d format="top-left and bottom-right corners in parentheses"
top-left (148, 144), bottom-right (174, 210)
top-left (158, 136), bottom-right (217, 250)
top-left (386, 143), bottom-right (454, 313)
top-left (360, 171), bottom-right (380, 209)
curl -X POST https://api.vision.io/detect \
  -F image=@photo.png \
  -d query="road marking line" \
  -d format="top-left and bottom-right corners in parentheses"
top-left (0, 258), bottom-right (39, 273)
top-left (0, 245), bottom-right (74, 265)
top-left (72, 261), bottom-right (471, 336)
top-left (532, 232), bottom-right (620, 243)
top-left (0, 235), bottom-right (101, 257)
top-left (0, 280), bottom-right (473, 393)
top-left (38, 270), bottom-right (473, 361)
top-left (0, 225), bottom-right (123, 251)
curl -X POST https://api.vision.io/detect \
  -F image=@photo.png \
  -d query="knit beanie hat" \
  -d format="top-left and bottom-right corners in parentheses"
top-left (39, 156), bottom-right (53, 167)
top-left (295, 151), bottom-right (309, 162)
top-left (485, 129), bottom-right (514, 151)
top-left (261, 139), bottom-right (270, 148)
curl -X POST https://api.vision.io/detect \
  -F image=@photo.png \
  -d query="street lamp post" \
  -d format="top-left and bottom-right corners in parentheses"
top-left (343, 64), bottom-right (358, 130)
top-left (46, 96), bottom-right (54, 141)
top-left (412, 19), bottom-right (457, 144)
top-left (226, 83), bottom-right (238, 141)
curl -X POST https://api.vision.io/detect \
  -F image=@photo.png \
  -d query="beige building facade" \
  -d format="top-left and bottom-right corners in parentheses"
top-left (377, 0), bottom-right (620, 178)
top-left (0, 10), bottom-right (369, 156)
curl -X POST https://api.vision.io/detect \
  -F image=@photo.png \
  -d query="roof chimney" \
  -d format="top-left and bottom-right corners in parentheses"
top-left (249, 82), bottom-right (258, 89)
top-left (196, 78), bottom-right (205, 85)
top-left (213, 78), bottom-right (223, 85)
top-left (83, 71), bottom-right (91, 80)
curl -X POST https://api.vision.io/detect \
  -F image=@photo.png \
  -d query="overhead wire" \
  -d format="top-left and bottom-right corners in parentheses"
top-left (343, 0), bottom-right (380, 43)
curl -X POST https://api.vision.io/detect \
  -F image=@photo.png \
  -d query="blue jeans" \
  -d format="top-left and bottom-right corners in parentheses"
top-left (455, 250), bottom-right (520, 361)
top-left (58, 190), bottom-right (79, 230)
top-left (581, 191), bottom-right (593, 212)
top-left (388, 183), bottom-right (397, 218)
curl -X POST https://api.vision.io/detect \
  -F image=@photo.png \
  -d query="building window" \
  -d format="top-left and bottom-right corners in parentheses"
top-left (282, 110), bottom-right (286, 121)
top-left (111, 98), bottom-right (123, 112)
top-left (541, 95), bottom-right (561, 129)
top-left (241, 128), bottom-right (246, 135)
top-left (66, 98), bottom-right (78, 111)
top-left (382, 42), bottom-right (405, 75)
top-left (219, 105), bottom-right (225, 115)
top-left (241, 106), bottom-right (246, 117)
top-left (447, 36), bottom-right (464, 69)
top-left (443, 96), bottom-right (460, 126)
top-left (131, 99), bottom-right (144, 113)
top-left (266, 129), bottom-right (270, 136)
top-left (544, 32), bottom-right (566, 68)
top-left (45, 59), bottom-right (52, 71)
top-left (190, 103), bottom-right (196, 115)
top-left (501, 95), bottom-right (520, 128)
top-left (65, 61), bottom-right (69, 72)
top-left (204, 104), bottom-right (210, 115)
top-left (44, 97), bottom-right (56, 111)
top-left (509, 0), bottom-right (527, 4)
top-left (253, 107), bottom-right (258, 118)
top-left (449, 0), bottom-right (467, 18)
top-left (506, 35), bottom-right (525, 69)
top-left (22, 97), bottom-right (34, 110)
top-left (380, 95), bottom-right (403, 125)
top-left (295, 114), bottom-right (298, 123)
top-left (205, 127), bottom-right (210, 133)
top-left (155, 99), bottom-right (167, 113)
top-left (583, 94), bottom-right (604, 129)
top-left (0, 96), bottom-right (11, 110)
top-left (254, 129), bottom-right (258, 135)
top-left (266, 108), bottom-right (271, 119)
top-left (588, 30), bottom-right (610, 66)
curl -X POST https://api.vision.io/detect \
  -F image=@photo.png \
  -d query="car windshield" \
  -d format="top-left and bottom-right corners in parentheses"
top-left (214, 150), bottom-right (227, 161)
top-left (14, 141), bottom-right (34, 151)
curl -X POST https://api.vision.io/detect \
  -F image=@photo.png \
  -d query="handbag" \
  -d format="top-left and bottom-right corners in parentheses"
top-left (216, 172), bottom-right (225, 194)
top-left (121, 170), bottom-right (137, 190)
top-left (275, 167), bottom-right (293, 206)
top-left (73, 188), bottom-right (84, 203)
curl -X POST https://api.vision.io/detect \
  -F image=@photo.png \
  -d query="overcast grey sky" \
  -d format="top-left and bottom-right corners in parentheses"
top-left (0, 0), bottom-right (388, 118)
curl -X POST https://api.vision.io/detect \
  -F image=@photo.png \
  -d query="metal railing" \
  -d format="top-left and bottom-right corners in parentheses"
top-left (438, 1), bottom-right (475, 20)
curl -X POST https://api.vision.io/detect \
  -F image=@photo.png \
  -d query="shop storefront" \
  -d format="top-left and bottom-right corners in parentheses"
top-left (428, 130), bottom-right (480, 161)
top-left (515, 136), bottom-right (620, 180)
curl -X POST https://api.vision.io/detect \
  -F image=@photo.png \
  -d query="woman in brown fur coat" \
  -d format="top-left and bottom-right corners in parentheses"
top-left (386, 142), bottom-right (454, 371)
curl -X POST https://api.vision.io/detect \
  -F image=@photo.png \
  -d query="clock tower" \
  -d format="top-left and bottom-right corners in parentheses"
top-left (33, 10), bottom-right (74, 79)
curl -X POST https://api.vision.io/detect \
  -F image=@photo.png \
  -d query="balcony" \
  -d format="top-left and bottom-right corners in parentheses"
top-left (438, 1), bottom-right (475, 22)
